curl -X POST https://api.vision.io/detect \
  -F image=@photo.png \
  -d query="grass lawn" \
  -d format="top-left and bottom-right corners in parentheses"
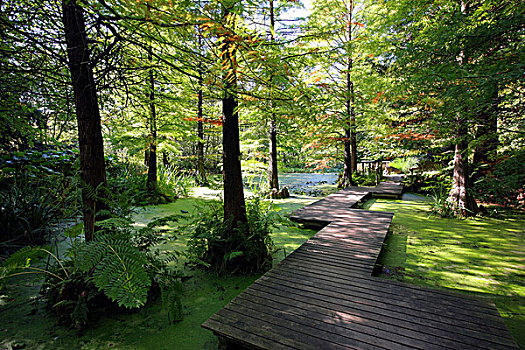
top-left (367, 194), bottom-right (525, 348)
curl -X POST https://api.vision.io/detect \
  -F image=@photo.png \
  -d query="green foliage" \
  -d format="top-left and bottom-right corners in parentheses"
top-left (352, 172), bottom-right (385, 187)
top-left (161, 278), bottom-right (184, 323)
top-left (388, 157), bottom-right (420, 174)
top-left (75, 232), bottom-right (151, 309)
top-left (0, 174), bottom-right (58, 247)
top-left (473, 150), bottom-right (525, 209)
top-left (428, 185), bottom-right (455, 218)
top-left (185, 198), bottom-right (276, 275)
top-left (403, 172), bottom-right (452, 194)
top-left (106, 161), bottom-right (193, 206)
top-left (1, 193), bottom-right (185, 326)
top-left (157, 165), bottom-right (193, 198)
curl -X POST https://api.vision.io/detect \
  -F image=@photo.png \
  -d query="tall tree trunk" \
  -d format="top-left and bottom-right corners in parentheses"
top-left (221, 4), bottom-right (246, 228)
top-left (196, 30), bottom-right (206, 185)
top-left (62, 0), bottom-right (107, 241)
top-left (146, 51), bottom-right (157, 191)
top-left (448, 1), bottom-right (477, 217)
top-left (145, 5), bottom-right (157, 191)
top-left (268, 0), bottom-right (279, 191)
top-left (340, 0), bottom-right (355, 188)
top-left (268, 117), bottom-right (279, 190)
top-left (197, 85), bottom-right (206, 185)
top-left (449, 122), bottom-right (478, 216)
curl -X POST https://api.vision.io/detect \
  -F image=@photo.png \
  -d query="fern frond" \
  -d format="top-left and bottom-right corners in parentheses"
top-left (76, 236), bottom-right (151, 308)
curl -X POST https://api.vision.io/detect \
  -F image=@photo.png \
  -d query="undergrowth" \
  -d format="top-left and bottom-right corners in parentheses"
top-left (185, 198), bottom-right (277, 275)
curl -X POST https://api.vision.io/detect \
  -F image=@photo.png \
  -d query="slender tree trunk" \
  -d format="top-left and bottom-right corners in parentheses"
top-left (146, 57), bottom-right (157, 191)
top-left (221, 5), bottom-right (246, 227)
top-left (268, 0), bottom-right (279, 190)
top-left (196, 30), bottom-right (206, 185)
top-left (197, 85), bottom-right (206, 185)
top-left (268, 117), bottom-right (279, 190)
top-left (146, 6), bottom-right (157, 191)
top-left (340, 1), bottom-right (355, 188)
top-left (62, 0), bottom-right (107, 241)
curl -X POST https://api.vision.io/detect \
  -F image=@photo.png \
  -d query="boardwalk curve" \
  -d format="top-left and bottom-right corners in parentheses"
top-left (202, 182), bottom-right (518, 349)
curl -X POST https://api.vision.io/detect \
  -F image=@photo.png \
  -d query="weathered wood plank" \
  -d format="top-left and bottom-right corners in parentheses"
top-left (202, 184), bottom-right (518, 349)
top-left (250, 279), bottom-right (516, 349)
top-left (278, 258), bottom-right (504, 319)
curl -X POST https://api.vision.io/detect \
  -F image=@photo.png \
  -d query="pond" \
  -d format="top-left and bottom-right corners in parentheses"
top-left (244, 172), bottom-right (339, 196)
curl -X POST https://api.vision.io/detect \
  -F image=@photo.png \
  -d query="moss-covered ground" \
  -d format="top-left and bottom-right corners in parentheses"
top-left (1, 190), bottom-right (523, 349)
top-left (0, 193), bottom-right (317, 350)
top-left (367, 194), bottom-right (525, 348)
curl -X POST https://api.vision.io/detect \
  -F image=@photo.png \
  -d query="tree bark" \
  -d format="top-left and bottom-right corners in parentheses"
top-left (196, 30), bottom-right (206, 185)
top-left (62, 0), bottom-right (107, 241)
top-left (340, 0), bottom-right (355, 188)
top-left (268, 117), bottom-right (279, 190)
top-left (197, 85), bottom-right (206, 185)
top-left (146, 51), bottom-right (157, 191)
top-left (449, 122), bottom-right (478, 216)
top-left (221, 4), bottom-right (246, 227)
top-left (268, 0), bottom-right (279, 191)
top-left (448, 0), bottom-right (477, 217)
top-left (145, 5), bottom-right (157, 191)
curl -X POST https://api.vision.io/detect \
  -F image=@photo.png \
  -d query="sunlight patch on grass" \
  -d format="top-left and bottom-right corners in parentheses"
top-left (370, 194), bottom-right (525, 347)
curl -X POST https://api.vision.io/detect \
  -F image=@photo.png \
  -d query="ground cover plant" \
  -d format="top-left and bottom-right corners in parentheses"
top-left (0, 195), bottom-right (318, 349)
top-left (367, 195), bottom-right (525, 347)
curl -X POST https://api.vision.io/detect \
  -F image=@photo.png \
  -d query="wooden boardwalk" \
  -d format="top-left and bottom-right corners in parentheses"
top-left (202, 183), bottom-right (518, 349)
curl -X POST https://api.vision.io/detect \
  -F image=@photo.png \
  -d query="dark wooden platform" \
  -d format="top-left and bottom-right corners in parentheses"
top-left (202, 185), bottom-right (518, 349)
top-left (372, 181), bottom-right (404, 198)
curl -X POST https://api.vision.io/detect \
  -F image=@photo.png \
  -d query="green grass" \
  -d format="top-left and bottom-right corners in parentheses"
top-left (367, 194), bottom-right (525, 348)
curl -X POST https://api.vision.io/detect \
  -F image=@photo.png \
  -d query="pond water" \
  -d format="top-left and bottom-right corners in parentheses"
top-left (244, 172), bottom-right (339, 196)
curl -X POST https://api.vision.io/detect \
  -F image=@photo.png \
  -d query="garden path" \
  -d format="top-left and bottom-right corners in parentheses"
top-left (202, 183), bottom-right (518, 349)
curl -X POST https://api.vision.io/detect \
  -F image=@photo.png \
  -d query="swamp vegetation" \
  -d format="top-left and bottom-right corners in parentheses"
top-left (1, 0), bottom-right (524, 348)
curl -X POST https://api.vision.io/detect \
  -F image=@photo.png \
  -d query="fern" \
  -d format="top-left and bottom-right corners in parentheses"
top-left (75, 235), bottom-right (151, 308)
top-left (160, 277), bottom-right (183, 323)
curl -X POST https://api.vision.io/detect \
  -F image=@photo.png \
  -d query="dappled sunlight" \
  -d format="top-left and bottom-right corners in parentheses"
top-left (370, 195), bottom-right (525, 342)
top-left (190, 186), bottom-right (222, 199)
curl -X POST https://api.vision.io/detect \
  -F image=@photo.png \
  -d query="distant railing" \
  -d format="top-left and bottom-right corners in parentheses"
top-left (356, 160), bottom-right (389, 174)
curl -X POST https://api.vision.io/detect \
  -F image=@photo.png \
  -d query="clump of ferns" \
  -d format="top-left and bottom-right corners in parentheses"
top-left (1, 213), bottom-right (185, 327)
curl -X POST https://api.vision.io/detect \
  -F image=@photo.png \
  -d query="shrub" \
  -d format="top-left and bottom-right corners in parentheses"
top-left (428, 185), bottom-right (456, 218)
top-left (473, 150), bottom-right (525, 208)
top-left (403, 172), bottom-right (452, 194)
top-left (106, 161), bottom-right (193, 206)
top-left (186, 198), bottom-right (276, 275)
top-left (0, 174), bottom-right (58, 248)
top-left (353, 172), bottom-right (385, 186)
top-left (388, 157), bottom-right (420, 174)
top-left (1, 193), bottom-right (184, 327)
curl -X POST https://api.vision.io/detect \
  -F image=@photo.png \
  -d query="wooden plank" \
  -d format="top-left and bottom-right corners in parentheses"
top-left (202, 318), bottom-right (288, 350)
top-left (203, 184), bottom-right (519, 350)
top-left (257, 269), bottom-right (511, 334)
top-left (226, 297), bottom-right (417, 350)
top-left (279, 258), bottom-right (505, 319)
top-left (265, 266), bottom-right (509, 330)
top-left (215, 308), bottom-right (359, 350)
top-left (250, 279), bottom-right (516, 349)
top-left (239, 287), bottom-right (481, 350)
